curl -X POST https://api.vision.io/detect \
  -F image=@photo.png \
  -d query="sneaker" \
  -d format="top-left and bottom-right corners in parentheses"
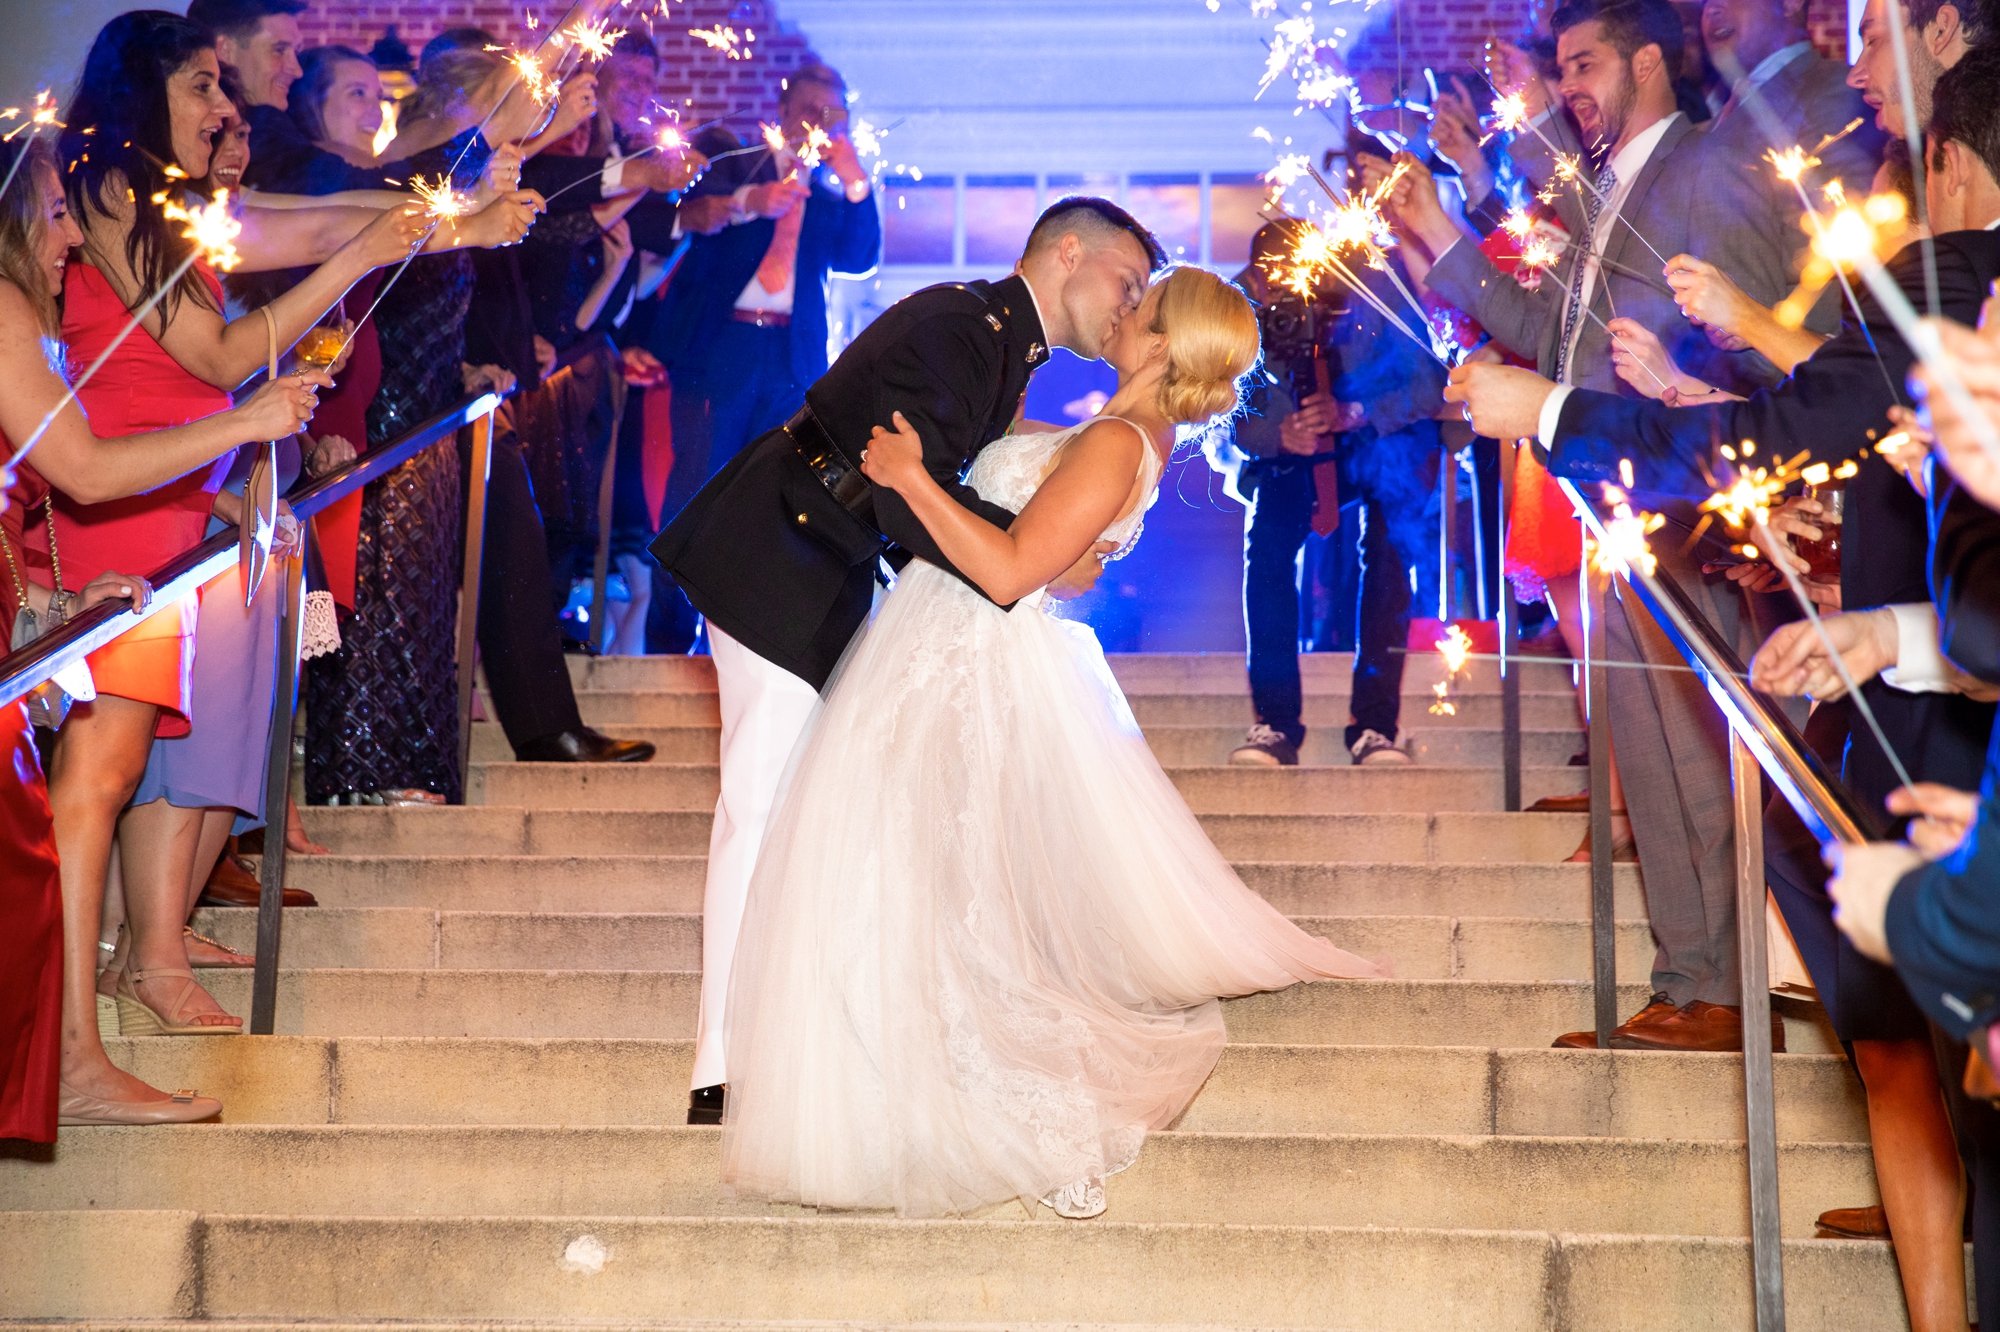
top-left (1228, 723), bottom-right (1299, 767)
top-left (1350, 729), bottom-right (1410, 766)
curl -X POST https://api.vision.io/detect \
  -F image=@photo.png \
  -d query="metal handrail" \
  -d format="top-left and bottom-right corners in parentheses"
top-left (1561, 475), bottom-right (1878, 1332)
top-left (0, 388), bottom-right (504, 709)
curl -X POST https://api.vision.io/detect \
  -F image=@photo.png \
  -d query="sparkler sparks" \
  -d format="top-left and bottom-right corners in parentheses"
top-left (508, 50), bottom-right (558, 106)
top-left (1428, 623), bottom-right (1476, 716)
top-left (689, 24), bottom-right (751, 59)
top-left (156, 187), bottom-right (242, 271)
top-left (563, 18), bottom-right (625, 62)
top-left (1765, 144), bottom-right (1819, 185)
top-left (0, 89), bottom-right (60, 142)
top-left (1587, 483), bottom-right (1664, 578)
top-left (408, 174), bottom-right (474, 224)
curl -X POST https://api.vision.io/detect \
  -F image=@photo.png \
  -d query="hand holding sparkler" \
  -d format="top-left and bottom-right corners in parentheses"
top-left (1483, 39), bottom-right (1551, 117)
top-left (1369, 151), bottom-right (1465, 262)
top-left (1880, 404), bottom-right (1934, 498)
top-left (1603, 316), bottom-right (1716, 401)
top-left (1909, 314), bottom-right (2000, 510)
top-left (1825, 839), bottom-right (1923, 963)
top-left (1888, 784), bottom-right (1983, 860)
top-left (743, 176), bottom-right (810, 221)
top-left (1442, 361), bottom-right (1557, 439)
top-left (231, 368), bottom-right (335, 441)
top-left (1750, 605), bottom-right (1899, 701)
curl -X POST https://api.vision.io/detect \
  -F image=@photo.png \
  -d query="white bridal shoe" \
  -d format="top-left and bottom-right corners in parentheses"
top-left (1040, 1177), bottom-right (1107, 1220)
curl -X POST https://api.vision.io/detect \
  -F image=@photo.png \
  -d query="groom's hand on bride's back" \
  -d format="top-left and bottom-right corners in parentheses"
top-left (1047, 540), bottom-right (1118, 601)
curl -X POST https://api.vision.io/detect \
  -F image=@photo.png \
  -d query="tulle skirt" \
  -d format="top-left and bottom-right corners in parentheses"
top-left (720, 562), bottom-right (1385, 1218)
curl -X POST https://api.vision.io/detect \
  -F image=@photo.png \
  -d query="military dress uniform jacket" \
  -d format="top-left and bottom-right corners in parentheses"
top-left (651, 273), bottom-right (1050, 689)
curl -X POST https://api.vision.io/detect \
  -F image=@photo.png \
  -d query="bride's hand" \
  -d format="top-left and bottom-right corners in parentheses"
top-left (861, 410), bottom-right (927, 493)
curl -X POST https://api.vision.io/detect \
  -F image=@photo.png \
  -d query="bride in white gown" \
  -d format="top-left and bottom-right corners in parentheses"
top-left (719, 266), bottom-right (1387, 1221)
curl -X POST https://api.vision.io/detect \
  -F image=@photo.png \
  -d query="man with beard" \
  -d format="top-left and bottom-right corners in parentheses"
top-left (1377, 0), bottom-right (1796, 1053)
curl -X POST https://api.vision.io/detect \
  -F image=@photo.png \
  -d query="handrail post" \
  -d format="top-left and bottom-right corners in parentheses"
top-left (1586, 567), bottom-right (1617, 1046)
top-left (1438, 439), bottom-right (1455, 622)
top-left (589, 341), bottom-right (628, 654)
top-left (454, 406), bottom-right (496, 800)
top-left (1732, 729), bottom-right (1787, 1329)
top-left (1499, 437), bottom-right (1520, 812)
top-left (249, 549), bottom-right (306, 1035)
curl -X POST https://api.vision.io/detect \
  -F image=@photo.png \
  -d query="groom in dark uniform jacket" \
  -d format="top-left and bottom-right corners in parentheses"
top-left (654, 198), bottom-right (1164, 1122)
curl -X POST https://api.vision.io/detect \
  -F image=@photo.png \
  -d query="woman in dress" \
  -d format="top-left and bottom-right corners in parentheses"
top-left (720, 267), bottom-right (1387, 1220)
top-left (44, 9), bottom-right (449, 1046)
top-left (0, 133), bottom-right (322, 1131)
top-left (304, 46), bottom-right (539, 806)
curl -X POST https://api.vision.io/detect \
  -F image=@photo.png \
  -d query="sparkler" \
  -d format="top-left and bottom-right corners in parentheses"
top-left (562, 18), bottom-right (625, 62)
top-left (1429, 622), bottom-right (1475, 716)
top-left (689, 25), bottom-right (752, 60)
top-left (1586, 480), bottom-right (1665, 578)
top-left (5, 190), bottom-right (241, 472)
top-left (0, 89), bottom-right (63, 211)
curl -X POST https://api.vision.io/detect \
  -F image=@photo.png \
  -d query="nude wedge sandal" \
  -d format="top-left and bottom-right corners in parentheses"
top-left (115, 967), bottom-right (243, 1036)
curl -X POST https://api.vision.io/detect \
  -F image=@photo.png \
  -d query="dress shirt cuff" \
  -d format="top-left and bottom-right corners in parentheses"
top-left (1881, 603), bottom-right (1954, 694)
top-left (1537, 384), bottom-right (1575, 450)
top-left (1432, 235), bottom-right (1463, 269)
top-left (601, 159), bottom-right (625, 193)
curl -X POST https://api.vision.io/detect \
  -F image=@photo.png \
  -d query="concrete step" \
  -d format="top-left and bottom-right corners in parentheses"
top-left (165, 970), bottom-right (1836, 1052)
top-left (265, 853), bottom-right (1636, 917)
top-left (462, 762), bottom-right (1589, 814)
top-left (567, 688), bottom-right (1585, 731)
top-left (466, 720), bottom-right (1587, 768)
top-left (295, 807), bottom-right (1600, 864)
top-left (0, 1125), bottom-right (1876, 1240)
top-left (0, 1211), bottom-right (1919, 1328)
top-left (193, 907), bottom-right (1657, 982)
top-left (560, 649), bottom-right (1585, 695)
top-left (92, 1037), bottom-right (1870, 1143)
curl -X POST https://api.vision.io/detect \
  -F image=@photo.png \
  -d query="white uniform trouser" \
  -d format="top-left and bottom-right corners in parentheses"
top-left (691, 622), bottom-right (820, 1090)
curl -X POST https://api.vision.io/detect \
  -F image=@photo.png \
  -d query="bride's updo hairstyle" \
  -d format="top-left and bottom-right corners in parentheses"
top-left (1149, 266), bottom-right (1260, 426)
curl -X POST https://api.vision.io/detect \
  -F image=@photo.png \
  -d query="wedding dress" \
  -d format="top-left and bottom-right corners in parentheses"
top-left (719, 419), bottom-right (1386, 1219)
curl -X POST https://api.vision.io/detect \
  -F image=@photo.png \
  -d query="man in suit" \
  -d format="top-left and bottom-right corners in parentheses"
top-left (652, 198), bottom-right (1163, 1123)
top-left (647, 63), bottom-right (883, 651)
top-left (1847, 0), bottom-right (1993, 141)
top-left (1384, 0), bottom-right (1798, 1052)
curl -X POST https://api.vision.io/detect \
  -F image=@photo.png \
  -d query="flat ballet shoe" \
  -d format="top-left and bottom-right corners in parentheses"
top-left (58, 1081), bottom-right (221, 1126)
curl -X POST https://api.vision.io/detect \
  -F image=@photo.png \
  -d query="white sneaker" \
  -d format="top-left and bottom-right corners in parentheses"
top-left (1350, 729), bottom-right (1411, 766)
top-left (1228, 723), bottom-right (1299, 767)
top-left (1040, 1177), bottom-right (1107, 1219)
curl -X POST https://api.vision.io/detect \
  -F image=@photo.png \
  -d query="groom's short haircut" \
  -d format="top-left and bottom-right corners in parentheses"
top-left (1023, 197), bottom-right (1168, 271)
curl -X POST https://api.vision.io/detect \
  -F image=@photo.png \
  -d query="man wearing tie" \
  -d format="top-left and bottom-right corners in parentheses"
top-left (1378, 0), bottom-right (1795, 1052)
top-left (648, 63), bottom-right (883, 649)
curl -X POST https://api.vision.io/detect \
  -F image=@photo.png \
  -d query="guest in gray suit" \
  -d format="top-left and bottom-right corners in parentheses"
top-left (1375, 0), bottom-right (1797, 1053)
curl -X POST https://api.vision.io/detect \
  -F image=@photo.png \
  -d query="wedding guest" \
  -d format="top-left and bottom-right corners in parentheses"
top-left (0, 134), bottom-right (322, 1130)
top-left (648, 60), bottom-right (881, 650)
top-left (1380, 0), bottom-right (1798, 1054)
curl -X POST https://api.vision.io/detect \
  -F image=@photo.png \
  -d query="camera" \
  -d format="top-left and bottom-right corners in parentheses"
top-left (1236, 284), bottom-right (1346, 461)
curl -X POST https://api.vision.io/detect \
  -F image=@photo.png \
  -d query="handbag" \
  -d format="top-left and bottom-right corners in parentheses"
top-left (1, 502), bottom-right (87, 730)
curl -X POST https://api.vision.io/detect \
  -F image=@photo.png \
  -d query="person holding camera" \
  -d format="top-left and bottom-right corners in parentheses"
top-left (1213, 218), bottom-right (1446, 767)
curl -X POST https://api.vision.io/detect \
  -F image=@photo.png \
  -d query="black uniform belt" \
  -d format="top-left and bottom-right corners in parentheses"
top-left (786, 406), bottom-right (876, 522)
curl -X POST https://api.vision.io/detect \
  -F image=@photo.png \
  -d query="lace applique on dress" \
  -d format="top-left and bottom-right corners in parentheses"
top-left (964, 419), bottom-right (1163, 583)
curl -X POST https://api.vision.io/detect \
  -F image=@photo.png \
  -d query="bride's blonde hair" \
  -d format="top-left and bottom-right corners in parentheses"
top-left (1149, 266), bottom-right (1260, 425)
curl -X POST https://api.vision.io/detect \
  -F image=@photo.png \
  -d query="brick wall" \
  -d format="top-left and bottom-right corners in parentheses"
top-left (300, 0), bottom-right (816, 128)
top-left (1340, 0), bottom-right (1850, 73)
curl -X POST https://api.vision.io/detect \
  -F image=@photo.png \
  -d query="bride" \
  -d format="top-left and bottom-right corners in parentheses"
top-left (718, 265), bottom-right (1387, 1221)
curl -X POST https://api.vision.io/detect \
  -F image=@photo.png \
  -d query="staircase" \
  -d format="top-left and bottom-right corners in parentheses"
top-left (0, 651), bottom-right (1911, 1329)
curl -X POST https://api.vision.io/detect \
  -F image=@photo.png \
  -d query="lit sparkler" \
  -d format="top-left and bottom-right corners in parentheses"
top-left (563, 17), bottom-right (625, 62)
top-left (690, 25), bottom-right (751, 60)
top-left (1428, 622), bottom-right (1476, 716)
top-left (508, 50), bottom-right (558, 107)
top-left (0, 89), bottom-right (63, 210)
top-left (1587, 482), bottom-right (1664, 578)
top-left (408, 174), bottom-right (474, 226)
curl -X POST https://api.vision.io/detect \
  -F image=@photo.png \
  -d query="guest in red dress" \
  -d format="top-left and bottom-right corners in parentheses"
top-left (0, 133), bottom-right (320, 1131)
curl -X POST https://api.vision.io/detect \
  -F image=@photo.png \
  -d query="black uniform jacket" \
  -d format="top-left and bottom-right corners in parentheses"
top-left (651, 273), bottom-right (1049, 689)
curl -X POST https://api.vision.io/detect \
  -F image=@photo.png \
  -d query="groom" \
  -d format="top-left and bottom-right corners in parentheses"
top-left (653, 197), bottom-right (1166, 1123)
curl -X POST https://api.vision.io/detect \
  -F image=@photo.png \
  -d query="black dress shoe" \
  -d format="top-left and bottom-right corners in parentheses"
top-left (513, 727), bottom-right (657, 764)
top-left (688, 1084), bottom-right (725, 1125)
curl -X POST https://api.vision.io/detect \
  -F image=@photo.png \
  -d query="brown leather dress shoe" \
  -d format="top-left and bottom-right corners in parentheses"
top-left (1553, 992), bottom-right (1678, 1049)
top-left (1815, 1204), bottom-right (1890, 1239)
top-left (197, 850), bottom-right (317, 908)
top-left (1610, 1000), bottom-right (1787, 1053)
top-left (1529, 793), bottom-right (1592, 814)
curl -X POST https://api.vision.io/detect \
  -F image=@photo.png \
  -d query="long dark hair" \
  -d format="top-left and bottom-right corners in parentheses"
top-left (290, 45), bottom-right (376, 144)
top-left (0, 137), bottom-right (62, 337)
top-left (57, 10), bottom-right (222, 320)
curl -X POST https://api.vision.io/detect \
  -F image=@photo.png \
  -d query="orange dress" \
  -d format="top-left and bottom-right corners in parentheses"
top-left (0, 458), bottom-right (63, 1143)
top-left (39, 261), bottom-right (236, 737)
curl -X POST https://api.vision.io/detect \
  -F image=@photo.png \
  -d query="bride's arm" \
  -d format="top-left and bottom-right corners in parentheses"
top-left (860, 411), bottom-right (1144, 604)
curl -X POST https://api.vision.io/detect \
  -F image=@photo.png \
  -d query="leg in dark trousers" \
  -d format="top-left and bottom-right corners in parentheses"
top-left (1241, 462), bottom-right (1315, 750)
top-left (466, 425), bottom-right (586, 751)
top-left (1345, 496), bottom-right (1413, 748)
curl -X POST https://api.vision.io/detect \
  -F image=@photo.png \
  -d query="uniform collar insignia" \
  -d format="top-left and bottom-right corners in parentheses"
top-left (1026, 342), bottom-right (1046, 364)
top-left (985, 313), bottom-right (1003, 332)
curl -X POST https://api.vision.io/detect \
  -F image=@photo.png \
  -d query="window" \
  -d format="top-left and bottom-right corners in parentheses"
top-left (1210, 173), bottom-right (1270, 267)
top-left (881, 176), bottom-right (954, 265)
top-left (1125, 174), bottom-right (1201, 263)
top-left (964, 175), bottom-right (1038, 268)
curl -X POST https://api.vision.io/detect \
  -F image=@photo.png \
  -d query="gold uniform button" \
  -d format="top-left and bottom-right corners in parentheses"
top-left (796, 513), bottom-right (808, 524)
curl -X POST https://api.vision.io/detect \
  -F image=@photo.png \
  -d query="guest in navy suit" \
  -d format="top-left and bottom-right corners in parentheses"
top-left (648, 62), bottom-right (882, 647)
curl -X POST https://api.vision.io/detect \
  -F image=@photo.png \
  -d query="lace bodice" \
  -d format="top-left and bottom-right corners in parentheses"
top-left (964, 417), bottom-right (1162, 562)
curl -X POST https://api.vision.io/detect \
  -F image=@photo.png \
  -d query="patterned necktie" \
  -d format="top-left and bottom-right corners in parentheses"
top-left (1553, 163), bottom-right (1618, 385)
